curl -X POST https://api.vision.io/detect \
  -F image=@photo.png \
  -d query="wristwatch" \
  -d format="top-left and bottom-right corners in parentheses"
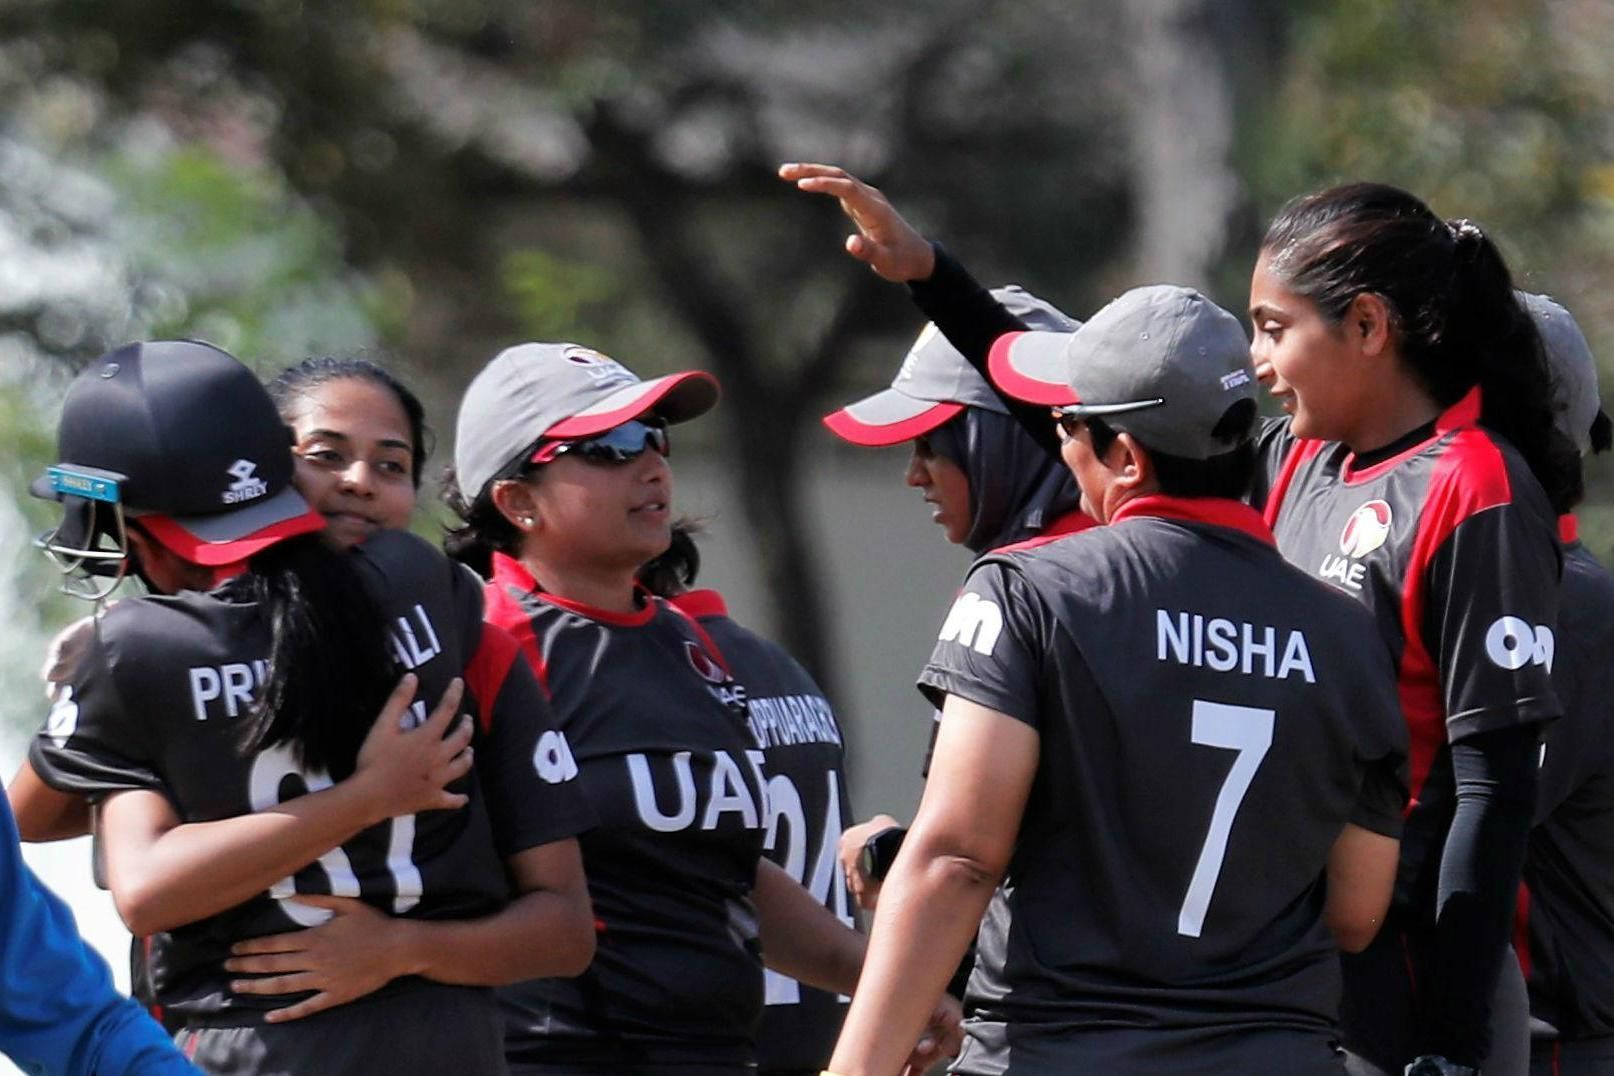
top-left (1404, 1057), bottom-right (1478, 1076)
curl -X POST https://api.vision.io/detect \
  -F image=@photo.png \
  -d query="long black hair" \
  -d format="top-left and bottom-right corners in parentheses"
top-left (223, 532), bottom-right (399, 780)
top-left (267, 356), bottom-right (432, 489)
top-left (1260, 182), bottom-right (1579, 513)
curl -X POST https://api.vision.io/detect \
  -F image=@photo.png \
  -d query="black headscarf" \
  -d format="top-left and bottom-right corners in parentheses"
top-left (928, 408), bottom-right (1082, 555)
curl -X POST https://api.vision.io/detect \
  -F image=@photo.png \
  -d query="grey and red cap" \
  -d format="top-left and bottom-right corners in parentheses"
top-left (454, 342), bottom-right (719, 501)
top-left (31, 339), bottom-right (324, 566)
top-left (824, 286), bottom-right (1079, 447)
top-left (989, 284), bottom-right (1257, 460)
top-left (1519, 291), bottom-right (1604, 455)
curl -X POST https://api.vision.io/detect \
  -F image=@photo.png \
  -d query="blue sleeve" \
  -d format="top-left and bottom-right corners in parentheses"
top-left (0, 798), bottom-right (197, 1076)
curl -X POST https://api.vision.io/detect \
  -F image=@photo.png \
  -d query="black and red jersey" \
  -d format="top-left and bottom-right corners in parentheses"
top-left (918, 495), bottom-right (1407, 1074)
top-left (670, 587), bottom-right (855, 1072)
top-left (29, 530), bottom-right (593, 1026)
top-left (486, 554), bottom-right (769, 1070)
top-left (1254, 391), bottom-right (1561, 904)
top-left (1516, 521), bottom-right (1614, 1042)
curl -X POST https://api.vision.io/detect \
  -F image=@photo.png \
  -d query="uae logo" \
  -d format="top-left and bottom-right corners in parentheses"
top-left (563, 345), bottom-right (612, 366)
top-left (223, 458), bottom-right (269, 504)
top-left (1339, 500), bottom-right (1393, 558)
top-left (683, 640), bottom-right (729, 685)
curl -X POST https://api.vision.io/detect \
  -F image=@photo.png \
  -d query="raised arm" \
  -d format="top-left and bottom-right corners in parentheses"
top-left (780, 162), bottom-right (1058, 457)
top-left (99, 676), bottom-right (473, 936)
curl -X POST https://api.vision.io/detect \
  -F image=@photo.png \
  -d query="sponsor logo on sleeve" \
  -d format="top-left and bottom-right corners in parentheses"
top-left (1484, 616), bottom-right (1554, 673)
top-left (46, 685), bottom-right (79, 747)
top-left (938, 592), bottom-right (1003, 656)
top-left (533, 729), bottom-right (580, 784)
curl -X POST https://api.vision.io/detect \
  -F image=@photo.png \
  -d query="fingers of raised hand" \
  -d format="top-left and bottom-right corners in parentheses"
top-left (262, 991), bottom-right (343, 1024)
top-left (229, 968), bottom-right (318, 994)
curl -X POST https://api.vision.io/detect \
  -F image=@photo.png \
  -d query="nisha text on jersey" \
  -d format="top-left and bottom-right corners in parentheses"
top-left (1155, 609), bottom-right (1317, 683)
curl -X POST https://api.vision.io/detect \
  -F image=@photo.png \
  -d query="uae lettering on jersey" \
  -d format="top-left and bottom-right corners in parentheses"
top-left (186, 603), bottom-right (444, 723)
top-left (627, 748), bottom-right (770, 834)
top-left (1318, 499), bottom-right (1393, 593)
top-left (1156, 609), bottom-right (1317, 683)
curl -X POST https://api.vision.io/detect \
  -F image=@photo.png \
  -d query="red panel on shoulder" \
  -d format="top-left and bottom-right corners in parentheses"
top-left (464, 622), bottom-right (521, 734)
top-left (483, 577), bottom-right (550, 697)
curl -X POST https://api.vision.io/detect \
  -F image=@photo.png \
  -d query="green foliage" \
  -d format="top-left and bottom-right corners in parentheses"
top-left (501, 248), bottom-right (618, 342)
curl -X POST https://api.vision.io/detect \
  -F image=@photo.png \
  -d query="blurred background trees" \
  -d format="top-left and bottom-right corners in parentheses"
top-left (3, 0), bottom-right (1613, 733)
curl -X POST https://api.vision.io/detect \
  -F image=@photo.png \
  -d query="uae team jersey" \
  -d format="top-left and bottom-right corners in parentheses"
top-left (671, 589), bottom-right (855, 1072)
top-left (486, 555), bottom-right (769, 1070)
top-left (919, 496), bottom-right (1408, 1075)
top-left (1516, 523), bottom-right (1614, 1042)
top-left (30, 530), bottom-right (594, 1025)
top-left (1253, 391), bottom-right (1562, 906)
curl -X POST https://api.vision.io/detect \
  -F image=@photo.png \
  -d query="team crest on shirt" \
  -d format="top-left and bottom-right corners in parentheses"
top-left (684, 640), bottom-right (729, 684)
top-left (1338, 500), bottom-right (1393, 558)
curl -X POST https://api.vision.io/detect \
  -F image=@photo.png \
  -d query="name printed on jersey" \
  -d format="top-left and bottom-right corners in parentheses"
top-left (747, 695), bottom-right (843, 749)
top-left (1155, 609), bottom-right (1317, 684)
top-left (187, 604), bottom-right (445, 724)
top-left (626, 748), bottom-right (770, 834)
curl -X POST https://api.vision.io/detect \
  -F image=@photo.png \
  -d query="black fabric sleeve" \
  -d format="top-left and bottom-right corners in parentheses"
top-left (1419, 722), bottom-right (1540, 1065)
top-left (908, 243), bottom-right (1061, 459)
top-left (1349, 756), bottom-right (1407, 838)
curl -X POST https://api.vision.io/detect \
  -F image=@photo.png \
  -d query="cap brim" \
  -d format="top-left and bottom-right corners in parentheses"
top-left (987, 331), bottom-right (1078, 407)
top-left (138, 485), bottom-right (326, 567)
top-left (546, 371), bottom-right (720, 439)
top-left (822, 391), bottom-right (965, 447)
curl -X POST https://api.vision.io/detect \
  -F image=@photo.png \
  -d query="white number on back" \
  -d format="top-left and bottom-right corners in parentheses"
top-left (1177, 700), bottom-right (1275, 938)
top-left (762, 769), bottom-right (852, 1004)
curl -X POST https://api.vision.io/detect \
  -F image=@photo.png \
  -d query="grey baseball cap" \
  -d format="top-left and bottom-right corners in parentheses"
top-left (988, 284), bottom-right (1256, 460)
top-left (454, 342), bottom-right (720, 501)
top-left (823, 286), bottom-right (1079, 447)
top-left (1520, 291), bottom-right (1603, 455)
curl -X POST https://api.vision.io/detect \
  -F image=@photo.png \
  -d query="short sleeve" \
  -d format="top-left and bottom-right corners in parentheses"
top-left (29, 624), bottom-right (165, 800)
top-left (1423, 501), bottom-right (1562, 743)
top-left (1349, 756), bottom-right (1407, 838)
top-left (468, 624), bottom-right (596, 856)
top-left (916, 561), bottom-right (1047, 727)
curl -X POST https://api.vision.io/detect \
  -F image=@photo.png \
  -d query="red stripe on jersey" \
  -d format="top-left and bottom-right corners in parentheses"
top-left (1261, 437), bottom-right (1327, 529)
top-left (463, 623), bottom-right (520, 734)
top-left (670, 588), bottom-right (729, 621)
top-left (1559, 514), bottom-right (1579, 544)
top-left (143, 934), bottom-right (163, 1025)
top-left (1111, 494), bottom-right (1277, 546)
top-left (486, 555), bottom-right (552, 696)
top-left (1341, 387), bottom-right (1483, 486)
top-left (980, 509), bottom-right (1099, 556)
top-left (1395, 418), bottom-right (1515, 803)
top-left (661, 598), bottom-right (733, 676)
top-left (1514, 881), bottom-right (1533, 980)
top-left (489, 550), bottom-right (654, 626)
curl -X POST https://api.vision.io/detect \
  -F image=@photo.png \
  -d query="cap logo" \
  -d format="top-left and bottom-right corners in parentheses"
top-left (896, 324), bottom-right (941, 384)
top-left (223, 459), bottom-right (269, 504)
top-left (1339, 500), bottom-right (1392, 558)
top-left (1220, 369), bottom-right (1252, 391)
top-left (563, 346), bottom-right (637, 389)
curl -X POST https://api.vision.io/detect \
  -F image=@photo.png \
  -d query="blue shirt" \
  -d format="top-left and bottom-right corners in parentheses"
top-left (0, 795), bottom-right (195, 1075)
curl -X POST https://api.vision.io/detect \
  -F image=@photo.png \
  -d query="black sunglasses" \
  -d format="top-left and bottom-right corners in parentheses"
top-left (533, 419), bottom-right (671, 466)
top-left (1051, 409), bottom-right (1084, 438)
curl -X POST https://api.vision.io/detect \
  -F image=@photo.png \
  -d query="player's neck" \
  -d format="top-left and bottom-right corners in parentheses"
top-left (1340, 366), bottom-right (1441, 455)
top-left (516, 553), bottom-right (641, 615)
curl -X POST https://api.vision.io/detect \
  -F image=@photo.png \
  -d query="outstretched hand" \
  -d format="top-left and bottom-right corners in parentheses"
top-left (779, 162), bottom-right (937, 283)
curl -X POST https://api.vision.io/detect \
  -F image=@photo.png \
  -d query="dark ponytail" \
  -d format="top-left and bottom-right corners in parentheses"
top-left (440, 466), bottom-right (522, 580)
top-left (1261, 182), bottom-right (1579, 513)
top-left (224, 533), bottom-right (399, 780)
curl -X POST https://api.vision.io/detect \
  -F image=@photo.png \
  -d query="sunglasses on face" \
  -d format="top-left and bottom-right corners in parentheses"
top-left (1051, 409), bottom-right (1085, 439)
top-left (531, 419), bottom-right (671, 466)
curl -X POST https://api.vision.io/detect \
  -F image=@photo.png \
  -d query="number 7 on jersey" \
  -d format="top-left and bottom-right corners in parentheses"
top-left (1178, 700), bottom-right (1275, 938)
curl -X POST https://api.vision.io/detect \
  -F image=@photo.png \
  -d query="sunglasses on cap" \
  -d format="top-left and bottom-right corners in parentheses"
top-left (530, 419), bottom-right (671, 466)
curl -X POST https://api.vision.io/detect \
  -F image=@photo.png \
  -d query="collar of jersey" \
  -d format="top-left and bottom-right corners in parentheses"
top-left (491, 551), bottom-right (658, 627)
top-left (1339, 385), bottom-right (1481, 485)
top-left (1109, 494), bottom-right (1276, 547)
top-left (670, 588), bottom-right (728, 620)
top-left (1041, 508), bottom-right (1098, 538)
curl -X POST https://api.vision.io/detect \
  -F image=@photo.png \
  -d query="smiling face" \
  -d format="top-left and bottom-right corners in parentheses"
top-left (285, 377), bottom-right (418, 549)
top-left (906, 434), bottom-right (973, 545)
top-left (1248, 253), bottom-right (1372, 442)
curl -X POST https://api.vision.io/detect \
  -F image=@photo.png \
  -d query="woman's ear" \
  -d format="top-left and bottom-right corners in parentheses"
top-left (1111, 432), bottom-right (1153, 492)
top-left (1347, 292), bottom-right (1393, 357)
top-left (489, 480), bottom-right (540, 531)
